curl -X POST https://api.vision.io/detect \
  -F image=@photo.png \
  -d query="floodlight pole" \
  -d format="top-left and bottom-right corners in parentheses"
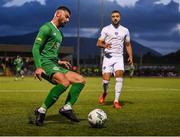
top-left (77, 0), bottom-right (80, 71)
top-left (100, 0), bottom-right (104, 66)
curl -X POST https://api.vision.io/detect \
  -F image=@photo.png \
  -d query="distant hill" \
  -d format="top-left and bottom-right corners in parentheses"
top-left (0, 32), bottom-right (162, 58)
top-left (62, 37), bottom-right (162, 57)
top-left (161, 49), bottom-right (180, 64)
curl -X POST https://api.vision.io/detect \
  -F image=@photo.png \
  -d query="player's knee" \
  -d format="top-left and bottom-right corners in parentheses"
top-left (116, 77), bottom-right (123, 82)
top-left (103, 80), bottom-right (109, 84)
top-left (61, 80), bottom-right (71, 87)
top-left (79, 76), bottom-right (86, 84)
top-left (81, 77), bottom-right (86, 84)
top-left (115, 70), bottom-right (124, 77)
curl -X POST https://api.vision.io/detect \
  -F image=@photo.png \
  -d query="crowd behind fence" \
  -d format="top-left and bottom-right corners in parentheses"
top-left (0, 56), bottom-right (179, 77)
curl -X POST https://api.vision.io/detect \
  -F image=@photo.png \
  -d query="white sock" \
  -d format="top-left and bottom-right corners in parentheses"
top-left (114, 78), bottom-right (123, 102)
top-left (102, 80), bottom-right (109, 94)
top-left (38, 107), bottom-right (46, 114)
top-left (63, 103), bottom-right (72, 111)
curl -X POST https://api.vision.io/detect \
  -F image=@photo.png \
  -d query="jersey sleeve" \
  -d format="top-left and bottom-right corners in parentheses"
top-left (32, 24), bottom-right (51, 68)
top-left (99, 28), bottom-right (106, 41)
top-left (125, 29), bottom-right (130, 42)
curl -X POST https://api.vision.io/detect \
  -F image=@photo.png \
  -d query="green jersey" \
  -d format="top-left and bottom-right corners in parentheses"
top-left (32, 22), bottom-right (63, 68)
top-left (32, 22), bottom-right (68, 83)
top-left (14, 57), bottom-right (23, 71)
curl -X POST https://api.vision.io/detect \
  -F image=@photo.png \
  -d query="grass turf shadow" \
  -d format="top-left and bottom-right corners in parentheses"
top-left (28, 113), bottom-right (86, 126)
top-left (103, 100), bottom-right (134, 106)
top-left (45, 114), bottom-right (86, 124)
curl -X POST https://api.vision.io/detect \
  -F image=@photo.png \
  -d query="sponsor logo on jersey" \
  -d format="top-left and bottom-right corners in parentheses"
top-left (36, 37), bottom-right (42, 41)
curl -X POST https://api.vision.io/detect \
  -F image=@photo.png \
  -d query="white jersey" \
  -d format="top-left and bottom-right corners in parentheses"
top-left (100, 24), bottom-right (130, 56)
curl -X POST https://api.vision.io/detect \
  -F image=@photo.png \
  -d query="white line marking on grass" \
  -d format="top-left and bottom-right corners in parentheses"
top-left (0, 90), bottom-right (48, 92)
top-left (0, 87), bottom-right (179, 93)
top-left (125, 87), bottom-right (180, 91)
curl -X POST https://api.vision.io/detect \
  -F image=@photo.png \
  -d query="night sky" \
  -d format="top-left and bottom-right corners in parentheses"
top-left (0, 0), bottom-right (180, 55)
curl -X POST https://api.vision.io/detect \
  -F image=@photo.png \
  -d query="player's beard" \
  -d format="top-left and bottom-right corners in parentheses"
top-left (59, 23), bottom-right (65, 28)
top-left (58, 19), bottom-right (66, 28)
top-left (112, 20), bottom-right (120, 28)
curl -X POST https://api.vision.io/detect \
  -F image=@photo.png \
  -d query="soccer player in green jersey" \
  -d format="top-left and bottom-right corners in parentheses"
top-left (32, 6), bottom-right (86, 126)
top-left (14, 55), bottom-right (24, 80)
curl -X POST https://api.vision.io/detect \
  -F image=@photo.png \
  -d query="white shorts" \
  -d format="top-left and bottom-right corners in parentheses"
top-left (102, 55), bottom-right (124, 74)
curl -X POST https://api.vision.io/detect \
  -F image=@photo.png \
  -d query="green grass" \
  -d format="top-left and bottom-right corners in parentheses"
top-left (0, 77), bottom-right (180, 136)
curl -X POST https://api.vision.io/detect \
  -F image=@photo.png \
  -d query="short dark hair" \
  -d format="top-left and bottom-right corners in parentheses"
top-left (56, 6), bottom-right (71, 15)
top-left (111, 10), bottom-right (121, 16)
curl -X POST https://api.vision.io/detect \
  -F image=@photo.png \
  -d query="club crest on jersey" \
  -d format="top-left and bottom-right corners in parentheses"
top-left (53, 33), bottom-right (56, 36)
top-left (115, 32), bottom-right (118, 36)
top-left (53, 67), bottom-right (59, 71)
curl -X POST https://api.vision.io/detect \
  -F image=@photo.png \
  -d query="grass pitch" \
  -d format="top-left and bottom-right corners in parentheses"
top-left (0, 76), bottom-right (180, 136)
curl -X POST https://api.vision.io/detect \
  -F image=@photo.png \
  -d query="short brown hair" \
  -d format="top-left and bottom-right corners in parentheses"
top-left (112, 10), bottom-right (121, 16)
top-left (56, 6), bottom-right (71, 15)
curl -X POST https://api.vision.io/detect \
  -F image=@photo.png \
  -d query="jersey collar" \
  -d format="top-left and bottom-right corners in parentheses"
top-left (51, 21), bottom-right (59, 31)
top-left (111, 24), bottom-right (121, 29)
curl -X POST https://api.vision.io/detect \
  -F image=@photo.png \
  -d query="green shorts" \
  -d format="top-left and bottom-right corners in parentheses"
top-left (41, 60), bottom-right (69, 84)
top-left (16, 67), bottom-right (21, 72)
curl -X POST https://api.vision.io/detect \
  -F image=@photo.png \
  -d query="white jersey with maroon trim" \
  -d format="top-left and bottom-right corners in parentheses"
top-left (99, 24), bottom-right (130, 56)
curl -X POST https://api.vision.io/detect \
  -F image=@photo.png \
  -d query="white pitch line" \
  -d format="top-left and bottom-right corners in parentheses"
top-left (0, 87), bottom-right (179, 92)
top-left (125, 87), bottom-right (180, 91)
top-left (0, 89), bottom-right (48, 92)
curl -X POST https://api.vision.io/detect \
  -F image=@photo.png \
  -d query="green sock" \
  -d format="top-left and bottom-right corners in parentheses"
top-left (42, 84), bottom-right (68, 109)
top-left (65, 83), bottom-right (85, 106)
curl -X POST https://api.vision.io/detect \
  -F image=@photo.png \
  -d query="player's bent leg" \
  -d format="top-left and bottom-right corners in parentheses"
top-left (65, 71), bottom-right (85, 105)
top-left (53, 72), bottom-right (71, 87)
top-left (42, 73), bottom-right (70, 109)
top-left (35, 86), bottom-right (69, 126)
top-left (59, 71), bottom-right (85, 122)
top-left (99, 73), bottom-right (111, 104)
top-left (99, 79), bottom-right (109, 104)
top-left (35, 73), bottom-right (70, 126)
top-left (65, 71), bottom-right (86, 84)
top-left (42, 84), bottom-right (68, 109)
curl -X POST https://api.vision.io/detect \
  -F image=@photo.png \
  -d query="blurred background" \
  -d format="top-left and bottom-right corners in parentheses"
top-left (0, 0), bottom-right (179, 77)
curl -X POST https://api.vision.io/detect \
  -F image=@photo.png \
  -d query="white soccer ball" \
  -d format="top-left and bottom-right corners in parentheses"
top-left (88, 109), bottom-right (107, 128)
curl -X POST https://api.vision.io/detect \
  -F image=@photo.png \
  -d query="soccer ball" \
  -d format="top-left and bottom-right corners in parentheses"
top-left (88, 109), bottom-right (107, 128)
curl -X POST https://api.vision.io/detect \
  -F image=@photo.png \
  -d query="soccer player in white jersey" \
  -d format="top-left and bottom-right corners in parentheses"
top-left (97, 10), bottom-right (133, 109)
